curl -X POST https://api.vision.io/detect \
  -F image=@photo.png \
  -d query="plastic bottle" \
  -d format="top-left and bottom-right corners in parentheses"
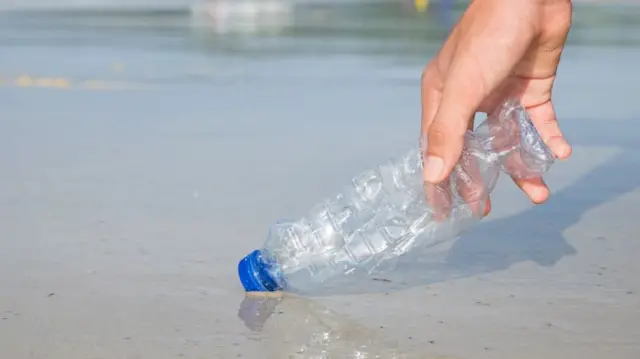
top-left (238, 99), bottom-right (556, 293)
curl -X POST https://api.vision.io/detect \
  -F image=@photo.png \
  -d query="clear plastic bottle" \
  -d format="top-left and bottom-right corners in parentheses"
top-left (238, 99), bottom-right (556, 293)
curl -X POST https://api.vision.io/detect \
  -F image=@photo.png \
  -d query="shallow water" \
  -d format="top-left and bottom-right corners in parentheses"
top-left (1, 1), bottom-right (640, 358)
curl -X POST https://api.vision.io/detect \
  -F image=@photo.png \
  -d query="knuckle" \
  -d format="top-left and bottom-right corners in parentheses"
top-left (421, 61), bottom-right (439, 86)
top-left (427, 123), bottom-right (465, 152)
top-left (427, 126), bottom-right (449, 148)
top-left (426, 122), bottom-right (467, 162)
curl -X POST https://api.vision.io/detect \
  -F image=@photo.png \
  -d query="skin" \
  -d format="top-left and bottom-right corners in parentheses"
top-left (421, 0), bottom-right (574, 218)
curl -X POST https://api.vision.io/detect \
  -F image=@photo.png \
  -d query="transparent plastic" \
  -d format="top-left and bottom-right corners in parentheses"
top-left (238, 99), bottom-right (555, 294)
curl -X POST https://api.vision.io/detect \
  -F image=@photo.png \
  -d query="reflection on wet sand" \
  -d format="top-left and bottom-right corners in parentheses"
top-left (238, 293), bottom-right (454, 359)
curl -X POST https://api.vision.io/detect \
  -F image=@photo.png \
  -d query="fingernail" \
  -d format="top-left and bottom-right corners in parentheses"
top-left (423, 155), bottom-right (444, 183)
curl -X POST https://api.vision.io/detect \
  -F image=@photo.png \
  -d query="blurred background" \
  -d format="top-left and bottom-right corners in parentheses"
top-left (1, 1), bottom-right (640, 359)
top-left (1, 0), bottom-right (639, 86)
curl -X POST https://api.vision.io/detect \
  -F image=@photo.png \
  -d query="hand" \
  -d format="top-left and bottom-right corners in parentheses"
top-left (421, 0), bottom-right (573, 218)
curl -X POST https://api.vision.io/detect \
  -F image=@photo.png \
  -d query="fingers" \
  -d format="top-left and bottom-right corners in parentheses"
top-left (424, 153), bottom-right (493, 221)
top-left (423, 117), bottom-right (493, 220)
top-left (508, 102), bottom-right (567, 205)
top-left (527, 101), bottom-right (572, 160)
top-left (512, 176), bottom-right (550, 204)
top-left (454, 149), bottom-right (491, 218)
top-left (422, 60), bottom-right (492, 219)
top-left (500, 139), bottom-right (550, 203)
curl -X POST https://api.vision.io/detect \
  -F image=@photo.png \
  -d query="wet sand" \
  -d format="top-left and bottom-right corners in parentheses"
top-left (1, 3), bottom-right (640, 359)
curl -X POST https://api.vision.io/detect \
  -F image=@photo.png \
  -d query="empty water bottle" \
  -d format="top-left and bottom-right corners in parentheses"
top-left (238, 99), bottom-right (556, 294)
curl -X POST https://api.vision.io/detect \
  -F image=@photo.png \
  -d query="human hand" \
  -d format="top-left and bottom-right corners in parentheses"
top-left (421, 0), bottom-right (573, 219)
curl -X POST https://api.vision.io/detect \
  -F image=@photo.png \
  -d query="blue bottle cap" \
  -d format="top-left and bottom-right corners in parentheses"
top-left (237, 250), bottom-right (282, 292)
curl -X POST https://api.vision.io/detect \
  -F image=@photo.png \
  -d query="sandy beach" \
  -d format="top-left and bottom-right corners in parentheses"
top-left (1, 2), bottom-right (640, 358)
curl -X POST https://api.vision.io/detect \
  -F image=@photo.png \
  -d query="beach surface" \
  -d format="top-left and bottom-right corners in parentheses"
top-left (1, 1), bottom-right (640, 358)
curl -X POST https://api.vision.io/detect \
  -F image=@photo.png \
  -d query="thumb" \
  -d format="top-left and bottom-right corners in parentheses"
top-left (422, 90), bottom-right (478, 184)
